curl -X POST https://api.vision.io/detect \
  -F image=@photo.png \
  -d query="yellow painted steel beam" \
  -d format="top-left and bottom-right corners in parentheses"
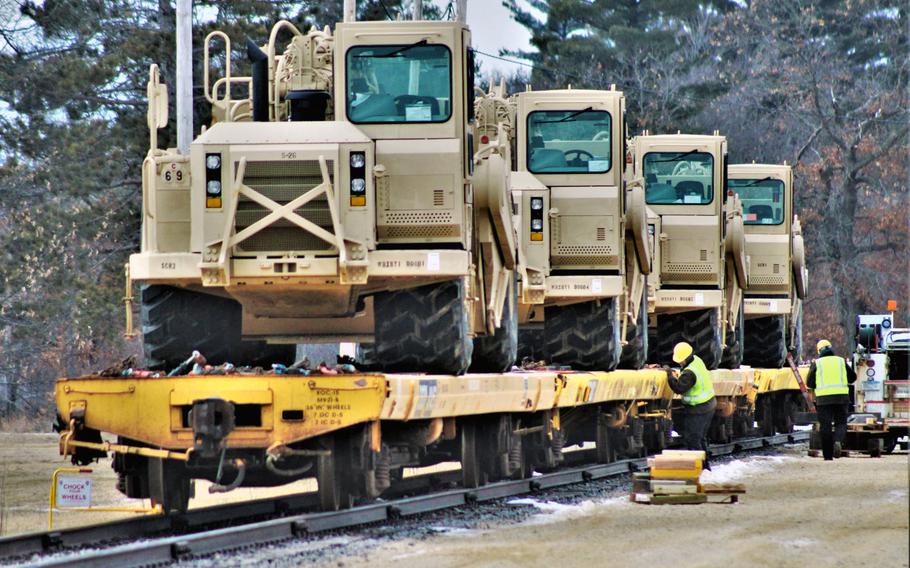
top-left (754, 367), bottom-right (808, 393)
top-left (55, 374), bottom-right (386, 450)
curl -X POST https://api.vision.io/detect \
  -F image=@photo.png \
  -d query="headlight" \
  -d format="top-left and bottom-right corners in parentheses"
top-left (350, 153), bottom-right (366, 168)
top-left (206, 180), bottom-right (222, 195)
top-left (531, 219), bottom-right (543, 231)
top-left (351, 178), bottom-right (366, 193)
top-left (531, 197), bottom-right (543, 210)
top-left (206, 155), bottom-right (221, 169)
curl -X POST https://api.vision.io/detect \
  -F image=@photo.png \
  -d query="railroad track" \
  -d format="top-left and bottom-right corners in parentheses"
top-left (4, 432), bottom-right (808, 567)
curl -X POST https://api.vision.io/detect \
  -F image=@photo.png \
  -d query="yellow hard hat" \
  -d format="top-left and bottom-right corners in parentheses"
top-left (672, 342), bottom-right (694, 364)
top-left (816, 339), bottom-right (832, 354)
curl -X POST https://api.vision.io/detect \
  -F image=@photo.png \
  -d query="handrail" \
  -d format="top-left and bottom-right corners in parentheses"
top-left (267, 21), bottom-right (305, 121)
top-left (204, 31), bottom-right (232, 106)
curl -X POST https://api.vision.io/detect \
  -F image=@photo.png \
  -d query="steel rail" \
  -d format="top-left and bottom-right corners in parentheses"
top-left (14, 431), bottom-right (808, 568)
top-left (0, 467), bottom-right (459, 562)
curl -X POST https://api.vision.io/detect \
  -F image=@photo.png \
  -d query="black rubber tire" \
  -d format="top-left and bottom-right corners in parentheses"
top-left (743, 315), bottom-right (787, 368)
top-left (141, 285), bottom-right (295, 370)
top-left (653, 308), bottom-right (723, 370)
top-left (721, 302), bottom-right (744, 369)
top-left (544, 299), bottom-right (621, 371)
top-left (517, 327), bottom-right (545, 364)
top-left (354, 343), bottom-right (379, 372)
top-left (867, 438), bottom-right (883, 458)
top-left (372, 280), bottom-right (473, 375)
top-left (618, 286), bottom-right (649, 370)
top-left (470, 279), bottom-right (518, 373)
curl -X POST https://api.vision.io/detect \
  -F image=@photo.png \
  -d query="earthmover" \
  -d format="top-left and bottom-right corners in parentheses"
top-left (504, 87), bottom-right (651, 370)
top-left (628, 133), bottom-right (749, 369)
top-left (133, 16), bottom-right (517, 375)
top-left (728, 163), bottom-right (807, 367)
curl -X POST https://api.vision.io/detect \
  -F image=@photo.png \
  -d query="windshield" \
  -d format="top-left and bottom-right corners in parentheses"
top-left (346, 44), bottom-right (452, 124)
top-left (527, 110), bottom-right (612, 174)
top-left (728, 178), bottom-right (785, 225)
top-left (644, 151), bottom-right (714, 205)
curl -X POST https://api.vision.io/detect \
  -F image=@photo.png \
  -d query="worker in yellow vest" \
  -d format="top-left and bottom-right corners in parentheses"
top-left (668, 342), bottom-right (717, 468)
top-left (807, 339), bottom-right (857, 460)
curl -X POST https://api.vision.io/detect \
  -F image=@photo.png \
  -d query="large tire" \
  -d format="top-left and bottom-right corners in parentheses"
top-left (653, 308), bottom-right (723, 370)
top-left (517, 326), bottom-right (545, 364)
top-left (743, 315), bottom-right (787, 368)
top-left (355, 343), bottom-right (379, 372)
top-left (373, 280), bottom-right (472, 375)
top-left (141, 285), bottom-right (295, 370)
top-left (619, 286), bottom-right (649, 370)
top-left (544, 299), bottom-right (621, 371)
top-left (470, 279), bottom-right (518, 373)
top-left (721, 302), bottom-right (744, 369)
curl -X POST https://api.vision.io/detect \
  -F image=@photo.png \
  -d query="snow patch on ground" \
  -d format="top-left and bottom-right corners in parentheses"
top-left (700, 455), bottom-right (794, 484)
top-left (886, 489), bottom-right (907, 503)
top-left (778, 537), bottom-right (818, 549)
top-left (505, 496), bottom-right (627, 526)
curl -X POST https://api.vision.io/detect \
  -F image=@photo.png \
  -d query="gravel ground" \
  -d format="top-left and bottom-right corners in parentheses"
top-left (179, 445), bottom-right (868, 568)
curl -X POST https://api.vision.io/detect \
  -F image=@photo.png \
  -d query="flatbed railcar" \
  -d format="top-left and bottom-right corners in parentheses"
top-left (55, 366), bottom-right (809, 513)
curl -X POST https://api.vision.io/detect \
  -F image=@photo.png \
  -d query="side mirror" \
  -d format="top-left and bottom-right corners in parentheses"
top-left (147, 64), bottom-right (169, 131)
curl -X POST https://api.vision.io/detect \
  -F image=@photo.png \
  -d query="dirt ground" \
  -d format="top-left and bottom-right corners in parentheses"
top-left (321, 447), bottom-right (909, 568)
top-left (0, 432), bottom-right (322, 536)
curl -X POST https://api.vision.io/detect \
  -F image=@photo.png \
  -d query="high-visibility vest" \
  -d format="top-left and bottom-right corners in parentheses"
top-left (682, 355), bottom-right (715, 405)
top-left (814, 355), bottom-right (849, 397)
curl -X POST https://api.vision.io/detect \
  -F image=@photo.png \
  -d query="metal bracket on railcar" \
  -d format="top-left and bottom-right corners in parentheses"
top-left (190, 397), bottom-right (236, 458)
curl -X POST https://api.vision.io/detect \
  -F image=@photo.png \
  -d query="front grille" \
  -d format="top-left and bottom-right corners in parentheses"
top-left (665, 262), bottom-right (714, 273)
top-left (552, 255), bottom-right (619, 266)
top-left (662, 272), bottom-right (717, 282)
top-left (235, 160), bottom-right (335, 254)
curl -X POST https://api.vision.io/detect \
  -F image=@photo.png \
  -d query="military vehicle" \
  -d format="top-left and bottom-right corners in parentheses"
top-left (728, 164), bottom-right (807, 366)
top-left (507, 87), bottom-right (651, 370)
top-left (133, 17), bottom-right (517, 375)
top-left (628, 133), bottom-right (749, 369)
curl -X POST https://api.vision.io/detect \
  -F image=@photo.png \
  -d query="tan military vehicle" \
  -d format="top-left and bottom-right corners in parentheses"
top-left (133, 18), bottom-right (517, 375)
top-left (728, 164), bottom-right (807, 365)
top-left (628, 133), bottom-right (749, 369)
top-left (507, 88), bottom-right (651, 369)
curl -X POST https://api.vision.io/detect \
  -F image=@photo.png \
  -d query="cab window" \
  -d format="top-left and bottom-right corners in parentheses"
top-left (527, 110), bottom-right (612, 174)
top-left (346, 43), bottom-right (452, 124)
top-left (729, 178), bottom-right (785, 225)
top-left (644, 151), bottom-right (714, 205)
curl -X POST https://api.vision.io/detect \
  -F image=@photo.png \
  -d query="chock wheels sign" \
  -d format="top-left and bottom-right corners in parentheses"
top-left (55, 476), bottom-right (93, 508)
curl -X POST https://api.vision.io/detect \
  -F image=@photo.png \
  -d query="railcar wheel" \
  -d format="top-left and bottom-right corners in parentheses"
top-left (148, 458), bottom-right (192, 515)
top-left (775, 394), bottom-right (796, 434)
top-left (758, 396), bottom-right (776, 437)
top-left (373, 280), bottom-right (473, 375)
top-left (544, 299), bottom-right (621, 371)
top-left (595, 412), bottom-right (616, 463)
top-left (316, 438), bottom-right (356, 511)
top-left (460, 420), bottom-right (485, 488)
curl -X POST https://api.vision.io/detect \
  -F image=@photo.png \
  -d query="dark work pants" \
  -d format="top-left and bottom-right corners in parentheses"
top-left (680, 410), bottom-right (714, 467)
top-left (816, 403), bottom-right (849, 460)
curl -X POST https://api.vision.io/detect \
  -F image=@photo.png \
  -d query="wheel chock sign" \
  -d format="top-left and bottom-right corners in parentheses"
top-left (55, 476), bottom-right (93, 508)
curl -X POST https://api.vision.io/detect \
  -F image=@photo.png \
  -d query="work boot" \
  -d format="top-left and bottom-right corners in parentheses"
top-left (833, 442), bottom-right (842, 458)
